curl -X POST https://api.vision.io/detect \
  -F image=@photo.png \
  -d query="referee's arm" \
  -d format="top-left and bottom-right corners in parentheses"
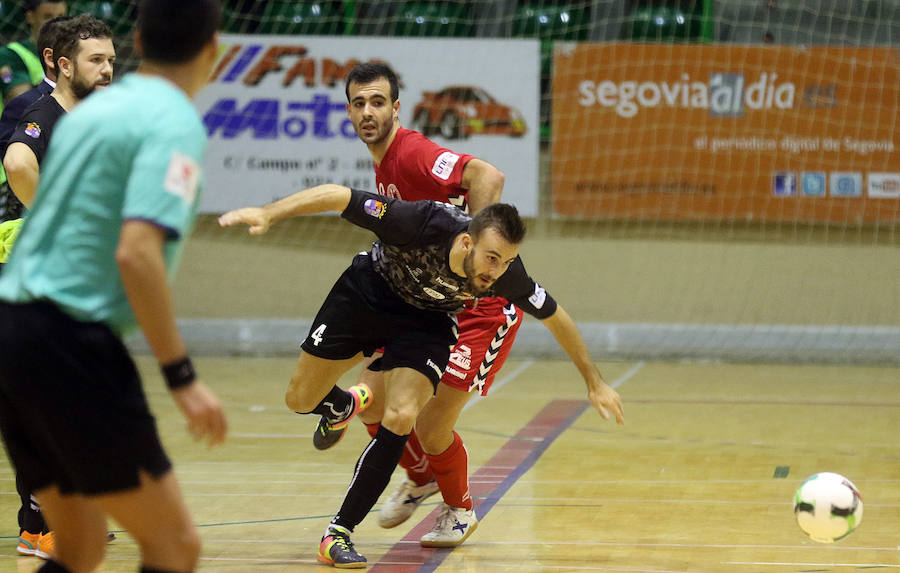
top-left (3, 142), bottom-right (39, 206)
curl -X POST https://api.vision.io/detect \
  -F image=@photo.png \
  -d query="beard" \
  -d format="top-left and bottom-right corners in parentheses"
top-left (463, 250), bottom-right (493, 296)
top-left (71, 64), bottom-right (108, 99)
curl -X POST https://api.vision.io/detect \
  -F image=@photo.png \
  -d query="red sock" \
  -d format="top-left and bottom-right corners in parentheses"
top-left (426, 432), bottom-right (472, 510)
top-left (364, 423), bottom-right (433, 486)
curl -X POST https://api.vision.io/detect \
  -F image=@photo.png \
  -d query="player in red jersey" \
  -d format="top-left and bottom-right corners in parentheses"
top-left (322, 62), bottom-right (520, 546)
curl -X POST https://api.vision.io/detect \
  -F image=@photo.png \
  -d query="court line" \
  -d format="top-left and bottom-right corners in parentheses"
top-left (610, 360), bottom-right (646, 388)
top-left (724, 561), bottom-right (900, 568)
top-left (461, 359), bottom-right (534, 413)
top-left (369, 399), bottom-right (590, 573)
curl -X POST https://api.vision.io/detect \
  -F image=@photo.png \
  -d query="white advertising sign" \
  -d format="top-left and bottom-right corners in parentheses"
top-left (195, 35), bottom-right (541, 215)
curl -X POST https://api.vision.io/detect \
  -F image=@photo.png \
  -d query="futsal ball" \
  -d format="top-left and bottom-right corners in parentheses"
top-left (793, 472), bottom-right (863, 543)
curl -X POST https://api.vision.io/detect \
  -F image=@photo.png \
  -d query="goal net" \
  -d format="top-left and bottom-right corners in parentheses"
top-left (1, 0), bottom-right (897, 364)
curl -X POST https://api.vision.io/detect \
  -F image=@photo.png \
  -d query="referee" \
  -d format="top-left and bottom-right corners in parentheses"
top-left (219, 185), bottom-right (625, 568)
top-left (0, 2), bottom-right (226, 572)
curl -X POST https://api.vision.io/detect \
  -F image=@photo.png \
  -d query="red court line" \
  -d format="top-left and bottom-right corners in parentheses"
top-left (369, 399), bottom-right (589, 572)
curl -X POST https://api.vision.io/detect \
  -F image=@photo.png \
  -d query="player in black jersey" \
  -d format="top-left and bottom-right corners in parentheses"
top-left (0, 15), bottom-right (114, 561)
top-left (220, 184), bottom-right (625, 568)
top-left (3, 15), bottom-right (113, 207)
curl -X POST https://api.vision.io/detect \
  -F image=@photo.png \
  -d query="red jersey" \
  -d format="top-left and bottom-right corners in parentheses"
top-left (374, 127), bottom-right (474, 211)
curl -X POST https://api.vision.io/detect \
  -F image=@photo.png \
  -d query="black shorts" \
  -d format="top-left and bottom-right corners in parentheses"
top-left (301, 253), bottom-right (458, 388)
top-left (0, 300), bottom-right (172, 495)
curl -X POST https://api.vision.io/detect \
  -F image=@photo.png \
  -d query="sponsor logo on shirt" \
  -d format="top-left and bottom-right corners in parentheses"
top-left (364, 198), bottom-right (387, 218)
top-left (24, 122), bottom-right (40, 138)
top-left (423, 287), bottom-right (446, 300)
top-left (425, 359), bottom-right (443, 379)
top-left (433, 276), bottom-right (459, 291)
top-left (445, 366), bottom-right (467, 379)
top-left (449, 344), bottom-right (472, 369)
top-left (431, 151), bottom-right (460, 181)
top-left (528, 284), bottom-right (547, 309)
top-left (163, 152), bottom-right (200, 204)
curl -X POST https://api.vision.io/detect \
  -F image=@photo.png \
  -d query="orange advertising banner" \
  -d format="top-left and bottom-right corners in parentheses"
top-left (551, 43), bottom-right (900, 223)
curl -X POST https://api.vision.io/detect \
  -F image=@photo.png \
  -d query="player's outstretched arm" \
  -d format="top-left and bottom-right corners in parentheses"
top-left (117, 220), bottom-right (228, 446)
top-left (460, 158), bottom-right (505, 214)
top-left (218, 184), bottom-right (353, 234)
top-left (540, 305), bottom-right (625, 425)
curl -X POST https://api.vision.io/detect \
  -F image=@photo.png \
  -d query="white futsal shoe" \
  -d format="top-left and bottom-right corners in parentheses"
top-left (377, 478), bottom-right (440, 528)
top-left (419, 503), bottom-right (479, 547)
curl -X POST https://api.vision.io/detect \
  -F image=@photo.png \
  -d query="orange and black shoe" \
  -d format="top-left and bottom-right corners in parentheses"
top-left (317, 525), bottom-right (367, 568)
top-left (313, 383), bottom-right (372, 451)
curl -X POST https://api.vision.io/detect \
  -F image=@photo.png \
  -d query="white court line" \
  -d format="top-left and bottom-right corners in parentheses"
top-left (462, 359), bottom-right (534, 412)
top-left (610, 360), bottom-right (646, 388)
top-left (724, 561), bottom-right (900, 568)
top-left (463, 359), bottom-right (645, 415)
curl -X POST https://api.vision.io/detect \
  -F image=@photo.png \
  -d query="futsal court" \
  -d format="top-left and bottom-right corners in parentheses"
top-left (2, 355), bottom-right (896, 572)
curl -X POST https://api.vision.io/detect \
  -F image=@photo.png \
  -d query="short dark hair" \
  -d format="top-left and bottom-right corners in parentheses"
top-left (469, 203), bottom-right (526, 245)
top-left (345, 62), bottom-right (399, 103)
top-left (23, 0), bottom-right (65, 13)
top-left (37, 15), bottom-right (71, 73)
top-left (138, 0), bottom-right (220, 64)
top-left (53, 14), bottom-right (111, 70)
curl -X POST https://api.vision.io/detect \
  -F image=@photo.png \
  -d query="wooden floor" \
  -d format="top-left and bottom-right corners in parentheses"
top-left (1, 356), bottom-right (898, 572)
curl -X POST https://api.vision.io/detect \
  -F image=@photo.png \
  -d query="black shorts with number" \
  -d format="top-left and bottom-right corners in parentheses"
top-left (0, 300), bottom-right (172, 495)
top-left (301, 253), bottom-right (459, 388)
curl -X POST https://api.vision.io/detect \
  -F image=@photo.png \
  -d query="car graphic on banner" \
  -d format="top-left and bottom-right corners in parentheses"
top-left (410, 86), bottom-right (527, 140)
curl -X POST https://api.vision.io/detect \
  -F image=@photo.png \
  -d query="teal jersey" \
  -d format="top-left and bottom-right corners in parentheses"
top-left (0, 74), bottom-right (206, 333)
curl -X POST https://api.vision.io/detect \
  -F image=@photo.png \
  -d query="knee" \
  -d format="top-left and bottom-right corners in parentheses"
top-left (381, 403), bottom-right (418, 435)
top-left (284, 377), bottom-right (315, 413)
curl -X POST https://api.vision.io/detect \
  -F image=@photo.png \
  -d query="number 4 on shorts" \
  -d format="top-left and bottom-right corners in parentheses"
top-left (310, 324), bottom-right (327, 346)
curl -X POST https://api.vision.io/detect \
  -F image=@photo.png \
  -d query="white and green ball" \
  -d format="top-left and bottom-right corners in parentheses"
top-left (794, 472), bottom-right (863, 543)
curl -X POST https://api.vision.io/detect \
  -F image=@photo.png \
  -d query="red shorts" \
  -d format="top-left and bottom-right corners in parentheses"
top-left (440, 298), bottom-right (524, 395)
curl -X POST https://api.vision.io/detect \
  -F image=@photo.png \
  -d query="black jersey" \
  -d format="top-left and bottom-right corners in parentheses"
top-left (341, 188), bottom-right (558, 319)
top-left (7, 94), bottom-right (66, 166)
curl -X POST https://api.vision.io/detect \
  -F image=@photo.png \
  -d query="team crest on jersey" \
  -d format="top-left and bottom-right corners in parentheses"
top-left (431, 151), bottom-right (460, 181)
top-left (0, 66), bottom-right (11, 84)
top-left (24, 122), bottom-right (40, 138)
top-left (364, 198), bottom-right (387, 218)
top-left (163, 152), bottom-right (200, 204)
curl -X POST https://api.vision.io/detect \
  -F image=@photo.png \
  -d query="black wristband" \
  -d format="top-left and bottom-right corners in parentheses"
top-left (161, 356), bottom-right (196, 390)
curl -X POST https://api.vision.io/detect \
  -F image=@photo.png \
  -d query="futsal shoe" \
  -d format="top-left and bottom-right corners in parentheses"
top-left (35, 531), bottom-right (55, 559)
top-left (419, 504), bottom-right (478, 547)
top-left (16, 531), bottom-right (40, 556)
top-left (377, 478), bottom-right (440, 528)
top-left (313, 383), bottom-right (372, 450)
top-left (317, 525), bottom-right (367, 568)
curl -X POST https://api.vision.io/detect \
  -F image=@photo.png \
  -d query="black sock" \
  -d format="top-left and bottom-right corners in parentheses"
top-left (36, 561), bottom-right (73, 573)
top-left (16, 474), bottom-right (44, 534)
top-left (305, 385), bottom-right (353, 423)
top-left (332, 425), bottom-right (408, 531)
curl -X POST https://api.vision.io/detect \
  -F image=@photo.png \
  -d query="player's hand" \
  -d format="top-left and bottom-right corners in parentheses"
top-left (218, 207), bottom-right (271, 235)
top-left (171, 380), bottom-right (228, 446)
top-left (587, 380), bottom-right (625, 425)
